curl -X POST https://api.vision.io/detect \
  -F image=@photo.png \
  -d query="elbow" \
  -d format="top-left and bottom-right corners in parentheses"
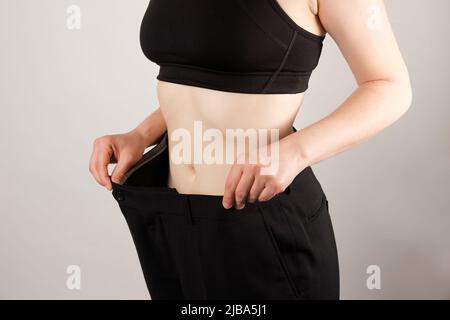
top-left (401, 80), bottom-right (413, 114)
top-left (391, 77), bottom-right (413, 120)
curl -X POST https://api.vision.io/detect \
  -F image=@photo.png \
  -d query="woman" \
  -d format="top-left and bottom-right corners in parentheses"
top-left (89, 0), bottom-right (412, 299)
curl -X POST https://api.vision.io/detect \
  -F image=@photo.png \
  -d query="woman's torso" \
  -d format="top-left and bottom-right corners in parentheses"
top-left (153, 0), bottom-right (326, 195)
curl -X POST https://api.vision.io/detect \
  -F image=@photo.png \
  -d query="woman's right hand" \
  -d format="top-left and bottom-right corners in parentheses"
top-left (89, 129), bottom-right (148, 190)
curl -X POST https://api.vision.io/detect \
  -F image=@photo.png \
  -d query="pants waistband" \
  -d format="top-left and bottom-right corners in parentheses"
top-left (111, 125), bottom-right (325, 219)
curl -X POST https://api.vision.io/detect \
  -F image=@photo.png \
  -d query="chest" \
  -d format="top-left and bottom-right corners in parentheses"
top-left (140, 0), bottom-right (323, 71)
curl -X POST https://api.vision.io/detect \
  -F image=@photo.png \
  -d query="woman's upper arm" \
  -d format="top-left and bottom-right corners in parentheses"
top-left (318, 0), bottom-right (411, 87)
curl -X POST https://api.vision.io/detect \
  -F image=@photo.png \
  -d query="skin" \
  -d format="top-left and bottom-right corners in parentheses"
top-left (89, 0), bottom-right (412, 210)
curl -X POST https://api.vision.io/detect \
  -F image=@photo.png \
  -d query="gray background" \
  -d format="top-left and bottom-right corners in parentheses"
top-left (0, 0), bottom-right (448, 299)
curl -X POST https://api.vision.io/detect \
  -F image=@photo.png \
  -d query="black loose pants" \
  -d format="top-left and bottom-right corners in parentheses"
top-left (111, 128), bottom-right (339, 299)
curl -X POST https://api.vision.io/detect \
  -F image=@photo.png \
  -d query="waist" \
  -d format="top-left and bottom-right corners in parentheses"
top-left (157, 80), bottom-right (304, 195)
top-left (115, 126), bottom-right (324, 205)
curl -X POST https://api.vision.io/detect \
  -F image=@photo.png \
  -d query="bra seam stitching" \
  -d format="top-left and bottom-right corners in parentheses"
top-left (262, 30), bottom-right (298, 93)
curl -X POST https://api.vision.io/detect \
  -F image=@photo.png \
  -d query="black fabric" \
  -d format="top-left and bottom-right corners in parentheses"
top-left (111, 127), bottom-right (339, 300)
top-left (140, 0), bottom-right (326, 94)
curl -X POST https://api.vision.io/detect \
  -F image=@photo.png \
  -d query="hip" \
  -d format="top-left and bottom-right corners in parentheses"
top-left (110, 130), bottom-right (339, 298)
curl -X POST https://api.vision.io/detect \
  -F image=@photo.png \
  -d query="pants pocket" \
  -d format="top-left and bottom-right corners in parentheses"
top-left (304, 198), bottom-right (340, 299)
top-left (273, 190), bottom-right (340, 299)
top-left (196, 205), bottom-right (299, 299)
top-left (256, 198), bottom-right (314, 299)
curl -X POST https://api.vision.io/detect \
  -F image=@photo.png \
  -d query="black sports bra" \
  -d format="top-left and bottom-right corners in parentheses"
top-left (140, 0), bottom-right (326, 94)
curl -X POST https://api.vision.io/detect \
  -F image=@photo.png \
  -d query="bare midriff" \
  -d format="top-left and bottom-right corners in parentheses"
top-left (157, 80), bottom-right (306, 195)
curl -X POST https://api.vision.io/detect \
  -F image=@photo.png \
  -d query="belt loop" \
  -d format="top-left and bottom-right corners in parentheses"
top-left (185, 195), bottom-right (195, 225)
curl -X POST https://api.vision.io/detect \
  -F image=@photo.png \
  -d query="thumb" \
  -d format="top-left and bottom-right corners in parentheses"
top-left (111, 156), bottom-right (134, 185)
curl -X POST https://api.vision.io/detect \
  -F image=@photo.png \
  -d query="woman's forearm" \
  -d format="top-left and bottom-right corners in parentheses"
top-left (130, 107), bottom-right (167, 147)
top-left (288, 78), bottom-right (413, 169)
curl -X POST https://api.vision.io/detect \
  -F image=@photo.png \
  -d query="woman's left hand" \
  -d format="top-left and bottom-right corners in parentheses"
top-left (222, 136), bottom-right (305, 210)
